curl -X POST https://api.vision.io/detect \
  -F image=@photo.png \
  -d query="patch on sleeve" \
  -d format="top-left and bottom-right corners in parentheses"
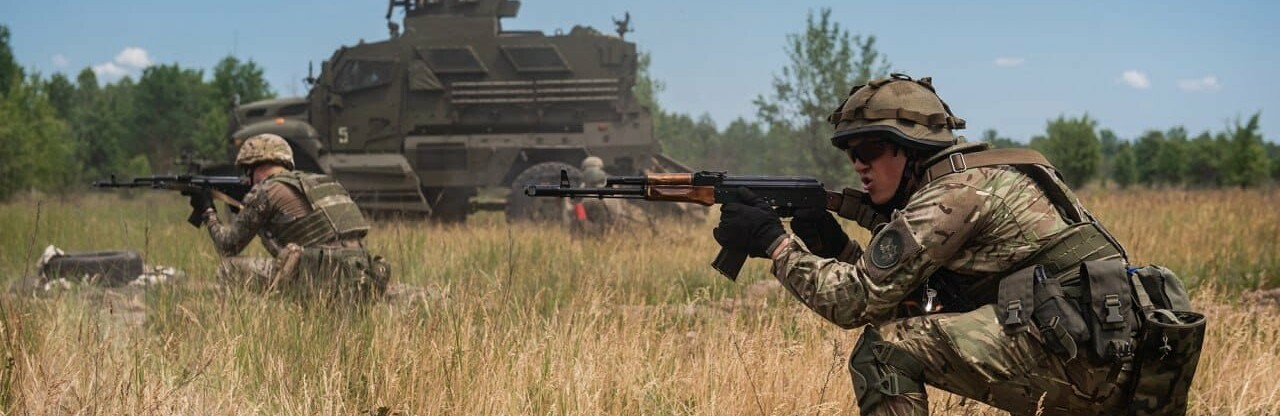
top-left (865, 215), bottom-right (921, 274)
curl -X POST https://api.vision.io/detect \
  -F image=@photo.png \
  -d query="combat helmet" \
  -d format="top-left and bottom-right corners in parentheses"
top-left (236, 133), bottom-right (295, 170)
top-left (828, 73), bottom-right (965, 151)
top-left (581, 156), bottom-right (605, 170)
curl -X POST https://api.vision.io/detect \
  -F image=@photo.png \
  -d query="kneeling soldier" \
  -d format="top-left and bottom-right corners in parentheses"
top-left (188, 133), bottom-right (389, 300)
top-left (712, 74), bottom-right (1204, 415)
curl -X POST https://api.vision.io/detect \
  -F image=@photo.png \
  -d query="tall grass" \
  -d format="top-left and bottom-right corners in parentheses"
top-left (0, 189), bottom-right (1275, 415)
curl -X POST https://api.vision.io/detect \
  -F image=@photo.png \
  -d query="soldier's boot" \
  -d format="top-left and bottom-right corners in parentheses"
top-left (849, 325), bottom-right (928, 416)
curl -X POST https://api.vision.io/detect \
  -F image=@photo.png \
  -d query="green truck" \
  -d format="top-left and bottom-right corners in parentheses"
top-left (220, 0), bottom-right (690, 221)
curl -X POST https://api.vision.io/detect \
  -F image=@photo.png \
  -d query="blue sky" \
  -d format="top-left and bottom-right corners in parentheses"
top-left (3, 0), bottom-right (1276, 142)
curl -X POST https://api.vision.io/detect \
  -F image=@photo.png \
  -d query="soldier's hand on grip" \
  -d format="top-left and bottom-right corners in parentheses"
top-left (713, 188), bottom-right (784, 258)
top-left (790, 207), bottom-right (850, 258)
top-left (184, 189), bottom-right (214, 228)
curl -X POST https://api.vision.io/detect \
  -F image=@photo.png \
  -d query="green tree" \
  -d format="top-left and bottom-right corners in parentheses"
top-left (1266, 141), bottom-right (1280, 182)
top-left (0, 76), bottom-right (75, 199)
top-left (69, 68), bottom-right (139, 178)
top-left (633, 52), bottom-right (663, 115)
top-left (1112, 141), bottom-right (1138, 188)
top-left (1186, 131), bottom-right (1223, 187)
top-left (1097, 129), bottom-right (1120, 184)
top-left (980, 128), bottom-right (1024, 149)
top-left (1152, 126), bottom-right (1189, 186)
top-left (753, 7), bottom-right (889, 187)
top-left (0, 26), bottom-right (21, 96)
top-left (1029, 114), bottom-right (1101, 188)
top-left (1222, 112), bottom-right (1270, 187)
top-left (42, 72), bottom-right (74, 117)
top-left (133, 64), bottom-right (212, 168)
top-left (1132, 130), bottom-right (1165, 186)
top-left (209, 55), bottom-right (274, 106)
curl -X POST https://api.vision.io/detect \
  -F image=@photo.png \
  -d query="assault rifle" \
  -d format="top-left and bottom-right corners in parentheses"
top-left (92, 174), bottom-right (250, 210)
top-left (525, 170), bottom-right (885, 280)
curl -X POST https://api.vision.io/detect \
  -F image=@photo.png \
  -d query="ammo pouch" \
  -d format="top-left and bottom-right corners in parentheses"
top-left (997, 264), bottom-right (1090, 360)
top-left (1125, 266), bottom-right (1206, 415)
top-left (1080, 260), bottom-right (1140, 362)
top-left (296, 247), bottom-right (388, 300)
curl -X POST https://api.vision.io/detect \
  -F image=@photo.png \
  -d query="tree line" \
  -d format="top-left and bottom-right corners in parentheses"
top-left (644, 9), bottom-right (1277, 190)
top-left (0, 25), bottom-right (273, 200)
top-left (2, 13), bottom-right (1276, 202)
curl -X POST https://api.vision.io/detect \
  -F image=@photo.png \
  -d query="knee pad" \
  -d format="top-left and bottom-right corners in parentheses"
top-left (849, 326), bottom-right (926, 414)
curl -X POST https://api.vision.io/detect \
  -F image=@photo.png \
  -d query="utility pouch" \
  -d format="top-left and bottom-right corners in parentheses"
top-left (1031, 265), bottom-right (1091, 360)
top-left (997, 265), bottom-right (1036, 335)
top-left (1132, 265), bottom-right (1192, 311)
top-left (1127, 309), bottom-right (1206, 415)
top-left (1125, 267), bottom-right (1205, 415)
top-left (1080, 260), bottom-right (1138, 362)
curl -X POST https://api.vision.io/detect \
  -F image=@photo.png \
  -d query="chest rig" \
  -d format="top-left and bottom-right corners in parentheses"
top-left (899, 143), bottom-right (1128, 314)
top-left (264, 171), bottom-right (371, 247)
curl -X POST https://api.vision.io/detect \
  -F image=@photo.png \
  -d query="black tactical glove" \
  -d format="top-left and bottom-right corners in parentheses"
top-left (713, 188), bottom-right (785, 258)
top-left (185, 189), bottom-right (214, 228)
top-left (790, 207), bottom-right (850, 258)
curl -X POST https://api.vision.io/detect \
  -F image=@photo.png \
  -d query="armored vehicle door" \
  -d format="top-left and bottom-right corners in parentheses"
top-left (323, 54), bottom-right (403, 153)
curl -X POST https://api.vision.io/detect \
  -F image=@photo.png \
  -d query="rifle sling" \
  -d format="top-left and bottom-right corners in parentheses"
top-left (211, 190), bottom-right (244, 210)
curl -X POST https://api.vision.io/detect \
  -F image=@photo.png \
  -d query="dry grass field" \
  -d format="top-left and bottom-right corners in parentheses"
top-left (0, 188), bottom-right (1276, 415)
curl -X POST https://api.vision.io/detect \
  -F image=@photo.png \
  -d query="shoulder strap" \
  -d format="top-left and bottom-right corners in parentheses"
top-left (922, 148), bottom-right (1053, 182)
top-left (264, 171), bottom-right (306, 193)
top-left (923, 148), bottom-right (1086, 224)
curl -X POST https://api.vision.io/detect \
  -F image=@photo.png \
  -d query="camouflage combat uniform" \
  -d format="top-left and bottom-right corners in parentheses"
top-left (720, 74), bottom-right (1200, 415)
top-left (772, 160), bottom-right (1133, 414)
top-left (206, 171), bottom-right (387, 298)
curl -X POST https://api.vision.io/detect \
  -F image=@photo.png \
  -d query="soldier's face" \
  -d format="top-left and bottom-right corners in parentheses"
top-left (848, 140), bottom-right (907, 205)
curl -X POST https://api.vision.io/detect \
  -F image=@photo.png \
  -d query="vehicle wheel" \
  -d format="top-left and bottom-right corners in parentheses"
top-left (424, 187), bottom-right (474, 223)
top-left (42, 251), bottom-right (143, 286)
top-left (506, 161), bottom-right (582, 223)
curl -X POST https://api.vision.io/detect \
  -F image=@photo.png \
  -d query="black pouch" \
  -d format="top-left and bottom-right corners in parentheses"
top-left (1031, 265), bottom-right (1090, 360)
top-left (996, 265), bottom-right (1036, 335)
top-left (1080, 260), bottom-right (1139, 362)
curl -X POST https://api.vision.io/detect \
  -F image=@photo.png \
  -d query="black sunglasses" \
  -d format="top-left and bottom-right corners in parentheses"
top-left (846, 139), bottom-right (894, 164)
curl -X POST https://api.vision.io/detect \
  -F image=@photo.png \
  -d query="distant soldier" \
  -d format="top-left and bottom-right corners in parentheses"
top-left (711, 74), bottom-right (1203, 414)
top-left (187, 133), bottom-right (389, 300)
top-left (566, 156), bottom-right (618, 236)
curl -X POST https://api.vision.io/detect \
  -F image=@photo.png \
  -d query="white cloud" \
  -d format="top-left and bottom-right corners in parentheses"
top-left (51, 54), bottom-right (69, 68)
top-left (114, 47), bottom-right (152, 69)
top-left (994, 57), bottom-right (1025, 67)
top-left (1177, 76), bottom-right (1221, 92)
top-left (92, 62), bottom-right (130, 79)
top-left (90, 47), bottom-right (155, 80)
top-left (1120, 70), bottom-right (1151, 89)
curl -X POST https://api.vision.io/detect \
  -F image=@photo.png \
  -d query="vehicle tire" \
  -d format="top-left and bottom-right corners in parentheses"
top-left (424, 187), bottom-right (474, 223)
top-left (42, 251), bottom-right (143, 286)
top-left (506, 161), bottom-right (582, 223)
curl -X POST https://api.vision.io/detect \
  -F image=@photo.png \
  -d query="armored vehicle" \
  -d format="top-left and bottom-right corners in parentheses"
top-left (222, 0), bottom-right (689, 221)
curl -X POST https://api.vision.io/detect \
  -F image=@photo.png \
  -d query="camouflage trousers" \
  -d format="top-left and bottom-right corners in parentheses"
top-left (217, 250), bottom-right (388, 300)
top-left (217, 256), bottom-right (276, 290)
top-left (864, 305), bottom-right (1131, 415)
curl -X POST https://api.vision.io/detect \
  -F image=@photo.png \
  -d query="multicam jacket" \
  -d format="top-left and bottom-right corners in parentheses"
top-left (204, 172), bottom-right (317, 257)
top-left (771, 166), bottom-right (1081, 328)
